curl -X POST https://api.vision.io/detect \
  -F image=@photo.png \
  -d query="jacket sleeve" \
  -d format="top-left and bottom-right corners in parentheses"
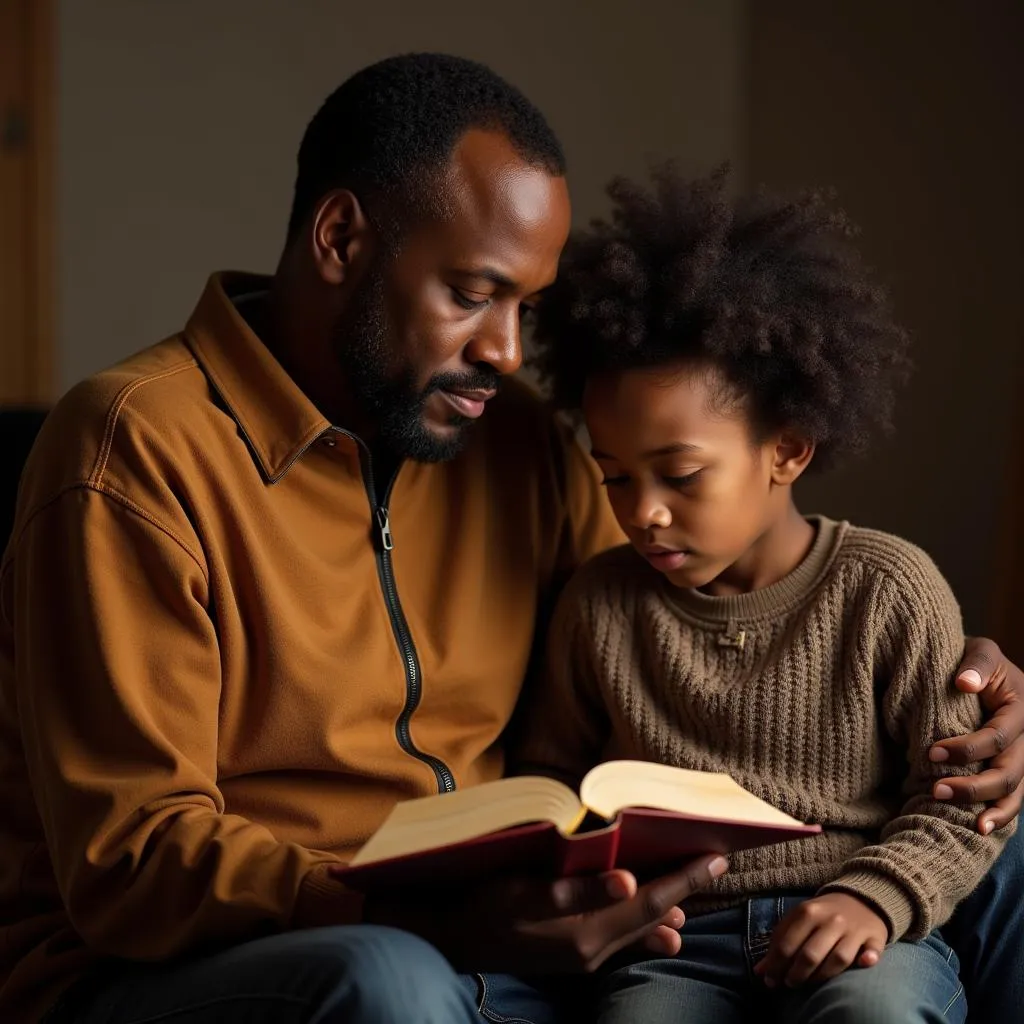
top-left (505, 416), bottom-right (623, 761)
top-left (4, 486), bottom-right (360, 961)
top-left (819, 550), bottom-right (1013, 941)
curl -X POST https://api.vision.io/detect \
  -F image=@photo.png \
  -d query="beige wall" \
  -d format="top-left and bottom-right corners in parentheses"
top-left (747, 1), bottom-right (1024, 633)
top-left (57, 0), bottom-right (744, 390)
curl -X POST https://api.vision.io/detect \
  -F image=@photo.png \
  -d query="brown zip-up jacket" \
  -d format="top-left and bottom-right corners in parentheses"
top-left (0, 272), bottom-right (623, 1021)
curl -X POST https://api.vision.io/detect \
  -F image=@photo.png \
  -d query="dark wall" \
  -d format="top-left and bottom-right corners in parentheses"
top-left (746, 0), bottom-right (1024, 633)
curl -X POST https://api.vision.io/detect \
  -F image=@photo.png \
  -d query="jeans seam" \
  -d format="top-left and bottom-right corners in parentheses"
top-left (943, 983), bottom-right (965, 1017)
top-left (744, 900), bottom-right (762, 978)
top-left (475, 975), bottom-right (541, 1024)
top-left (478, 1011), bottom-right (542, 1023)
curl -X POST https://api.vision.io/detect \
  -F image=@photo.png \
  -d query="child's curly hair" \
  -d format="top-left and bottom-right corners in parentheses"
top-left (533, 166), bottom-right (912, 470)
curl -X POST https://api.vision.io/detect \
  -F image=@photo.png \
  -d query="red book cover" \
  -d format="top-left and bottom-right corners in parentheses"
top-left (337, 809), bottom-right (820, 890)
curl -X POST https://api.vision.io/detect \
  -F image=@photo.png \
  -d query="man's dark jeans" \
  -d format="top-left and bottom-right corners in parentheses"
top-left (57, 825), bottom-right (1023, 1023)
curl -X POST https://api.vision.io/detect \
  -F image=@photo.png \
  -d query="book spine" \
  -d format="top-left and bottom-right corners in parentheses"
top-left (558, 825), bottom-right (620, 876)
top-left (607, 821), bottom-right (622, 871)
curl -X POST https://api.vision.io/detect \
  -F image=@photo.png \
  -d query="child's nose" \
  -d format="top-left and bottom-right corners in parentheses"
top-left (629, 493), bottom-right (671, 530)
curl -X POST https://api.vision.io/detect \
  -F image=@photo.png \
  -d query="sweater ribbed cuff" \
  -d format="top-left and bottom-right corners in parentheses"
top-left (818, 871), bottom-right (916, 943)
top-left (292, 862), bottom-right (365, 929)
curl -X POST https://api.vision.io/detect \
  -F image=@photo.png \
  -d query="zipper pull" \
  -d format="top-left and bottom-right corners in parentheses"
top-left (376, 508), bottom-right (394, 551)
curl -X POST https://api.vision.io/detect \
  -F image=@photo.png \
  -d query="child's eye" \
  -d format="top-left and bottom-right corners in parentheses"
top-left (664, 470), bottom-right (703, 488)
top-left (600, 475), bottom-right (629, 487)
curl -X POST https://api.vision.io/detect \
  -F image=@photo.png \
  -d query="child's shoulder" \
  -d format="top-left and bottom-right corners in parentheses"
top-left (567, 542), bottom-right (649, 592)
top-left (556, 544), bottom-right (653, 619)
top-left (833, 521), bottom-right (959, 616)
top-left (837, 522), bottom-right (944, 581)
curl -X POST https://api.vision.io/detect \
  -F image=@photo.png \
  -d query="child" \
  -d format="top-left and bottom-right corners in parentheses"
top-left (517, 167), bottom-right (1012, 1024)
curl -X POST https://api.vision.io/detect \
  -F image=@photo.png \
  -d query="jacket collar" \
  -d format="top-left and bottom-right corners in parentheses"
top-left (184, 271), bottom-right (332, 482)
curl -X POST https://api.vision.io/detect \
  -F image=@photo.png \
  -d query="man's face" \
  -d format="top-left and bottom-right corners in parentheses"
top-left (334, 130), bottom-right (571, 461)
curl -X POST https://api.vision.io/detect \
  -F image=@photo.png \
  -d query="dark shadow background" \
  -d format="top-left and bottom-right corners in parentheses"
top-left (6, 0), bottom-right (1021, 641)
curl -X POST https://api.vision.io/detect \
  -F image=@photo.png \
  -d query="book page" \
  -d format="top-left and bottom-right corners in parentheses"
top-left (580, 760), bottom-right (803, 827)
top-left (349, 775), bottom-right (583, 866)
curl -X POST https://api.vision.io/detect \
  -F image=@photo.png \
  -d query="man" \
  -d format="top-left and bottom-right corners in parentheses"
top-left (1, 54), bottom-right (1021, 1024)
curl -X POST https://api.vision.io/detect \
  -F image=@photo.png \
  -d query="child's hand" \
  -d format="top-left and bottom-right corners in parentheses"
top-left (754, 893), bottom-right (887, 988)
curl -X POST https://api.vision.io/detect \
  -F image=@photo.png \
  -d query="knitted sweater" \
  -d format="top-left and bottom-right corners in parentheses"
top-left (517, 517), bottom-right (1012, 942)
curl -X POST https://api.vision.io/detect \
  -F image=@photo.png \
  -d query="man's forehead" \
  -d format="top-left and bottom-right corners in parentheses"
top-left (441, 128), bottom-right (571, 240)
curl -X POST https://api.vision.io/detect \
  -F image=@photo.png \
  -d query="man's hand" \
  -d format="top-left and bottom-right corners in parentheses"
top-left (356, 853), bottom-right (728, 975)
top-left (755, 893), bottom-right (887, 989)
top-left (929, 637), bottom-right (1024, 833)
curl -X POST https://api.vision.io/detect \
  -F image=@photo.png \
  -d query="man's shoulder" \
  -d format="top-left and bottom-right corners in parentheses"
top-left (481, 375), bottom-right (558, 433)
top-left (471, 376), bottom-right (580, 477)
top-left (18, 336), bottom-right (214, 517)
top-left (464, 378), bottom-right (624, 570)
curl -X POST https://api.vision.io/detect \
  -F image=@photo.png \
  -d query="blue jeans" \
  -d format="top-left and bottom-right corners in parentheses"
top-left (56, 926), bottom-right (566, 1024)
top-left (943, 817), bottom-right (1024, 1020)
top-left (595, 896), bottom-right (965, 1023)
top-left (53, 826), bottom-right (1024, 1022)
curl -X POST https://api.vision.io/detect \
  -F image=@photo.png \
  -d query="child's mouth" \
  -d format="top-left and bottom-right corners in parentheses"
top-left (641, 548), bottom-right (690, 572)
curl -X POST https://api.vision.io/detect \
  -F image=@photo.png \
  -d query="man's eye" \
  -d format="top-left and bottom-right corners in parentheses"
top-left (452, 289), bottom-right (488, 311)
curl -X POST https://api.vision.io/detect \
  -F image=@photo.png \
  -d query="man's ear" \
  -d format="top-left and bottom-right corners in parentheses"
top-left (770, 432), bottom-right (815, 486)
top-left (310, 189), bottom-right (373, 286)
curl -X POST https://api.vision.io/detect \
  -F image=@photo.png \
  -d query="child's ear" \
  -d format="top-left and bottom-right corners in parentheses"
top-left (770, 432), bottom-right (815, 486)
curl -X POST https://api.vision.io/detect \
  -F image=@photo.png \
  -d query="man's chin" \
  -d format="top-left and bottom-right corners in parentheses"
top-left (390, 414), bottom-right (475, 464)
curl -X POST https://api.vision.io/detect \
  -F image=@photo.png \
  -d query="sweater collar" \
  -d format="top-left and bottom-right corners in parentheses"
top-left (662, 516), bottom-right (848, 624)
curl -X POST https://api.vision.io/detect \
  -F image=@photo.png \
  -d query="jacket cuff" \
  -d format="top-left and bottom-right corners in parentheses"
top-left (292, 862), bottom-right (365, 929)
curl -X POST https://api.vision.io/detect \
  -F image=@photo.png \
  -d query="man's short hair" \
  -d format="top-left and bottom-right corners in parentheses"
top-left (286, 53), bottom-right (566, 242)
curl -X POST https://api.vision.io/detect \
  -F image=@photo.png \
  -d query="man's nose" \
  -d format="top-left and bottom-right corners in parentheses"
top-left (465, 304), bottom-right (523, 377)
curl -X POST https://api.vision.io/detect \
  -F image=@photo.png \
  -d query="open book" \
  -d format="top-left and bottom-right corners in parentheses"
top-left (338, 760), bottom-right (820, 889)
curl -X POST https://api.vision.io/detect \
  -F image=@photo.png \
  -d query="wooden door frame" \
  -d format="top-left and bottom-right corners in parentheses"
top-left (0, 0), bottom-right (54, 403)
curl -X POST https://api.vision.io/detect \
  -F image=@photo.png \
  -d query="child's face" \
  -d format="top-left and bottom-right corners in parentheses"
top-left (583, 362), bottom-right (806, 590)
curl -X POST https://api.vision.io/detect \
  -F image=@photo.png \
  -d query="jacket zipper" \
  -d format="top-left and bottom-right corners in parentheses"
top-left (340, 433), bottom-right (456, 794)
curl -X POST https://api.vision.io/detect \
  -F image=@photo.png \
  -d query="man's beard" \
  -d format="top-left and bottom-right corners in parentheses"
top-left (335, 261), bottom-right (499, 463)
